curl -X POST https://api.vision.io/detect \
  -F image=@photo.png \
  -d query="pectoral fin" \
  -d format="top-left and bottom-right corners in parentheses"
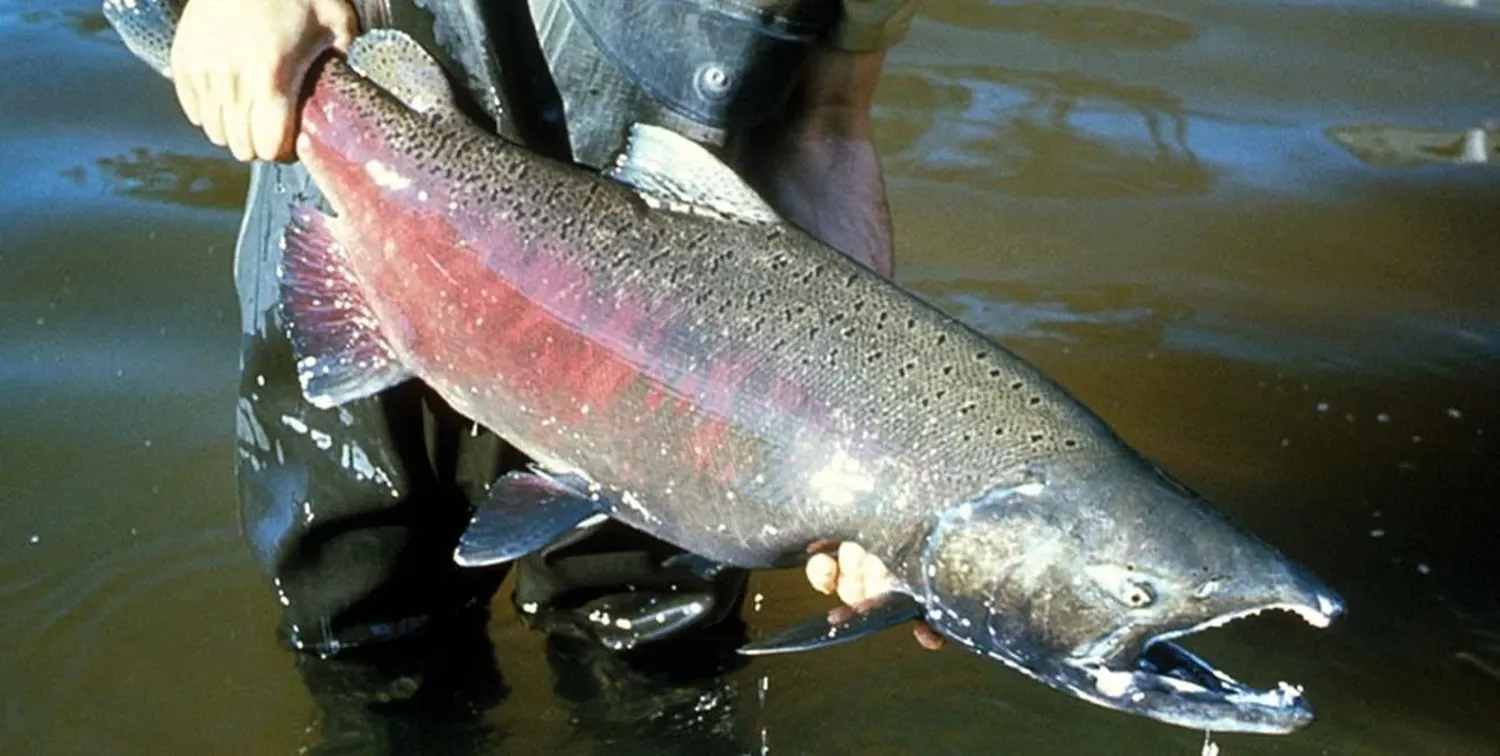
top-left (739, 592), bottom-right (924, 656)
top-left (279, 206), bottom-right (414, 408)
top-left (454, 470), bottom-right (607, 567)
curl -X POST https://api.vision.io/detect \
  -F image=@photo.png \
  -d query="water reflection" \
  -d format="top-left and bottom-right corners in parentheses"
top-left (1328, 124), bottom-right (1500, 167)
top-left (73, 148), bottom-right (249, 211)
top-left (923, 0), bottom-right (1196, 52)
top-left (542, 620), bottom-right (751, 754)
top-left (879, 65), bottom-right (1210, 198)
top-left (7, 5), bottom-right (111, 37)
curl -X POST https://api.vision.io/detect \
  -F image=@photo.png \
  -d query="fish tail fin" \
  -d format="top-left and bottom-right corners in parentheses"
top-left (278, 206), bottom-right (413, 408)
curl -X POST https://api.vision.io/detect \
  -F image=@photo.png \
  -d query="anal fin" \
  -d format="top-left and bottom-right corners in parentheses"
top-left (454, 470), bottom-right (607, 567)
top-left (278, 206), bottom-right (414, 409)
top-left (739, 592), bottom-right (923, 656)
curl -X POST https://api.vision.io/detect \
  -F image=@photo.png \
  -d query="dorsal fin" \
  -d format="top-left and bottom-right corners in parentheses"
top-left (604, 123), bottom-right (781, 225)
top-left (346, 29), bottom-right (461, 121)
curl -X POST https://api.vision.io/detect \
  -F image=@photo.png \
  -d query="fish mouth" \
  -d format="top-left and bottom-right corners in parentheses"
top-left (1059, 598), bottom-right (1343, 734)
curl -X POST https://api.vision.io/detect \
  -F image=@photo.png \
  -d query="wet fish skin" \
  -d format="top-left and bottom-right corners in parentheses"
top-left (104, 0), bottom-right (1345, 735)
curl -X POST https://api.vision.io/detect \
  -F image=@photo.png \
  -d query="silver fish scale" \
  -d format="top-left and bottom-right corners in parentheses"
top-left (468, 155), bottom-right (1122, 523)
top-left (333, 64), bottom-right (1129, 537)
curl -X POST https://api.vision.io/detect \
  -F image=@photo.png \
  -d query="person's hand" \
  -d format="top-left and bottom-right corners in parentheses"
top-left (170, 0), bottom-right (359, 162)
top-left (805, 541), bottom-right (944, 650)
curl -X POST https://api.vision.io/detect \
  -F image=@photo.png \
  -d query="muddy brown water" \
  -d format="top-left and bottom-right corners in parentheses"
top-left (3, 0), bottom-right (1498, 753)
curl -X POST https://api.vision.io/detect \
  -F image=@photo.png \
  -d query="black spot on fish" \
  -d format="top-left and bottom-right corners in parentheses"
top-left (1029, 432), bottom-right (1044, 443)
top-left (1028, 396), bottom-right (1041, 406)
top-left (935, 334), bottom-right (947, 346)
top-left (989, 369), bottom-right (1002, 378)
top-left (1064, 439), bottom-right (1078, 448)
top-left (1010, 381), bottom-right (1024, 391)
top-left (839, 327), bottom-right (855, 338)
top-left (942, 365), bottom-right (954, 376)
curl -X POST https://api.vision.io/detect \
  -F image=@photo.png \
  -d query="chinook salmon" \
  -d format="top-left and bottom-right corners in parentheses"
top-left (106, 0), bottom-right (1344, 734)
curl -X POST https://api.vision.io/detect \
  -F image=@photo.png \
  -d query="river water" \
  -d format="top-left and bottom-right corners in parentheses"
top-left (2, 0), bottom-right (1498, 753)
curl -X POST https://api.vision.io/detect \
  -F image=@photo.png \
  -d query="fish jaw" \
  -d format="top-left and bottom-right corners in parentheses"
top-left (909, 459), bottom-right (1345, 734)
top-left (1046, 588), bottom-right (1342, 734)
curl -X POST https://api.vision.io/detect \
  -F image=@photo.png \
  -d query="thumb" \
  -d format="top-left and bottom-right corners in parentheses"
top-left (319, 0), bottom-right (360, 52)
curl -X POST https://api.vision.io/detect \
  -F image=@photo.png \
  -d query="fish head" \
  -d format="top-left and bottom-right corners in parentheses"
top-left (912, 456), bottom-right (1344, 734)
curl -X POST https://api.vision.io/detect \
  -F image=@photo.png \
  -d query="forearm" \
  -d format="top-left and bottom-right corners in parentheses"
top-left (738, 48), bottom-right (896, 278)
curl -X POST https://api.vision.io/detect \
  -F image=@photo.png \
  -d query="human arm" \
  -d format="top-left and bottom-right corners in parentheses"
top-left (169, 0), bottom-right (359, 162)
top-left (740, 46), bottom-right (896, 277)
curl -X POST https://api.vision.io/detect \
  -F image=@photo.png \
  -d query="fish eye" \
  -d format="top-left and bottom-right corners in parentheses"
top-left (1084, 565), bottom-right (1159, 609)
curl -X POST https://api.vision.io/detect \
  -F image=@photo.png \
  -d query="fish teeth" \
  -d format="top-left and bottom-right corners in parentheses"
top-left (1186, 601), bottom-right (1332, 637)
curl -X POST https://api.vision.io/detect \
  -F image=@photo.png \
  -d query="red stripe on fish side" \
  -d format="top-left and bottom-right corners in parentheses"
top-left (294, 84), bottom-right (793, 489)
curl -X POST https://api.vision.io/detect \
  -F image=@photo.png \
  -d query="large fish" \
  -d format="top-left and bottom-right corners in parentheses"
top-left (105, 0), bottom-right (1344, 734)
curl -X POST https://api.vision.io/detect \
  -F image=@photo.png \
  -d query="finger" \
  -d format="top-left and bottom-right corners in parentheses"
top-left (250, 93), bottom-right (298, 162)
top-left (805, 553), bottom-right (839, 596)
top-left (173, 75), bottom-right (202, 127)
top-left (318, 0), bottom-right (360, 51)
top-left (835, 542), bottom-right (866, 606)
top-left (168, 33), bottom-right (200, 124)
top-left (913, 623), bottom-right (945, 651)
top-left (225, 113), bottom-right (255, 162)
top-left (860, 548), bottom-right (894, 596)
top-left (201, 98), bottom-right (229, 148)
top-left (223, 87), bottom-right (256, 162)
